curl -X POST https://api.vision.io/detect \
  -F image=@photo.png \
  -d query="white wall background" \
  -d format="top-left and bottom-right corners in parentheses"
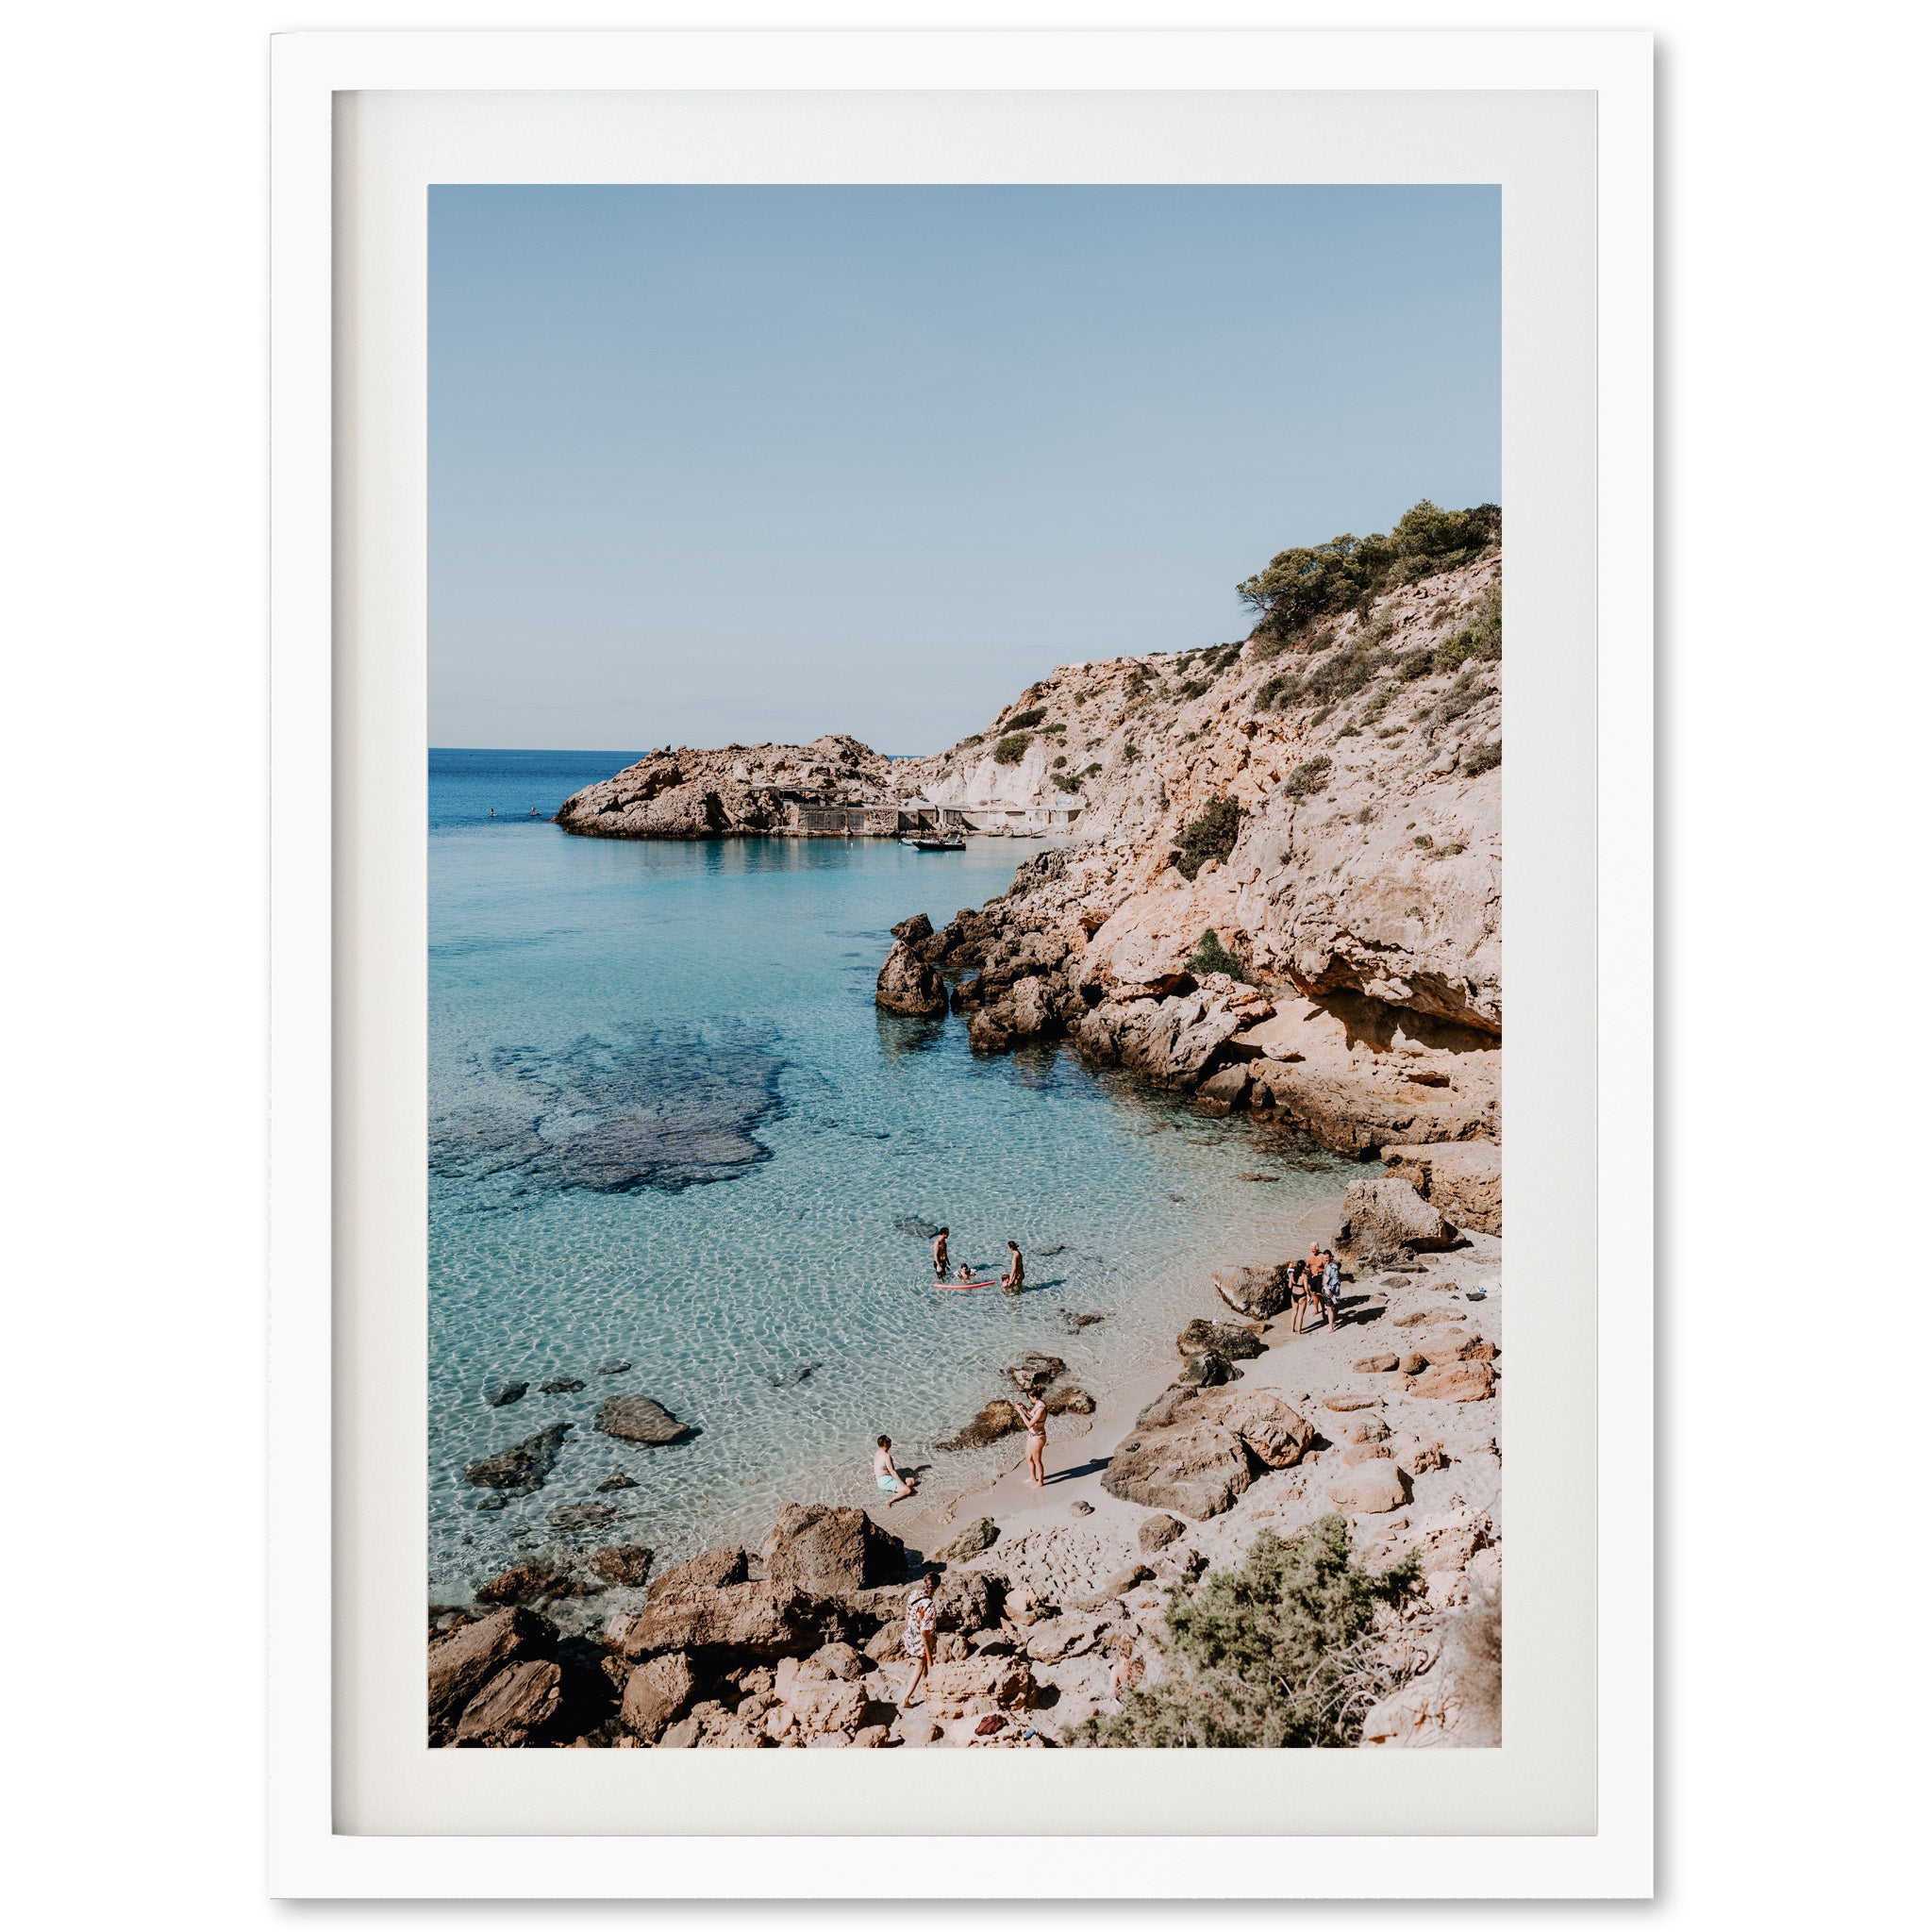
top-left (2, 1), bottom-right (1921, 1924)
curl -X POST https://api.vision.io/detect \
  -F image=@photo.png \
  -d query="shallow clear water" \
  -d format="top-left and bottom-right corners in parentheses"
top-left (428, 749), bottom-right (1353, 1602)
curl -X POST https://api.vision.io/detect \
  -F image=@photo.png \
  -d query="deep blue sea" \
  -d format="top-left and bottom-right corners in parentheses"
top-left (428, 748), bottom-right (1351, 1604)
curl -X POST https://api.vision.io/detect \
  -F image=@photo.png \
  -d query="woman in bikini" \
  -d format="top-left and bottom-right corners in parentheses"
top-left (1000, 1240), bottom-right (1024, 1295)
top-left (1015, 1390), bottom-right (1048, 1488)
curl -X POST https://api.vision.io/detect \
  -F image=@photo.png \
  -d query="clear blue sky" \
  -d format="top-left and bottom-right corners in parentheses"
top-left (429, 185), bottom-right (1499, 753)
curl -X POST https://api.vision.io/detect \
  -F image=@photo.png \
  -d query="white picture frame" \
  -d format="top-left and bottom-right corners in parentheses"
top-left (271, 25), bottom-right (1653, 1899)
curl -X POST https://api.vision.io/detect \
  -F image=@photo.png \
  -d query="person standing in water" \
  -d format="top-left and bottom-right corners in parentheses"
top-left (1001, 1240), bottom-right (1024, 1295)
top-left (931, 1227), bottom-right (950, 1280)
top-left (874, 1435), bottom-right (915, 1506)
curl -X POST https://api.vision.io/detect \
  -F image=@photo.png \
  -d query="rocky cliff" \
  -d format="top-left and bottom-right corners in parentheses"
top-left (555, 734), bottom-right (897, 840)
top-left (555, 507), bottom-right (1504, 1165)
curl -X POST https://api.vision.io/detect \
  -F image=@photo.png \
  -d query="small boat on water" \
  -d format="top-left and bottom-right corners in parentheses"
top-left (903, 833), bottom-right (966, 852)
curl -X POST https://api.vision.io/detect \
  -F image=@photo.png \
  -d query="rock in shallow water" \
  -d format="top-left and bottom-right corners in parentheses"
top-left (464, 1422), bottom-right (574, 1491)
top-left (547, 1502), bottom-right (620, 1531)
top-left (595, 1396), bottom-right (692, 1445)
top-left (591, 1542), bottom-right (655, 1587)
top-left (540, 1376), bottom-right (586, 1394)
top-left (484, 1380), bottom-right (529, 1407)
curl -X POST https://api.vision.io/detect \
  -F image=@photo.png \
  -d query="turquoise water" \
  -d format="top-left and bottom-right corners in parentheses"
top-left (428, 749), bottom-right (1352, 1603)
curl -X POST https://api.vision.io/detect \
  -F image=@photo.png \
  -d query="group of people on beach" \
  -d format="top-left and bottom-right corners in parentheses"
top-left (1289, 1241), bottom-right (1344, 1334)
top-left (929, 1226), bottom-right (1024, 1295)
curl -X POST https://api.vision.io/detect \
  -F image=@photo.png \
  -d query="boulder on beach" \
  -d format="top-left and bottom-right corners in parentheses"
top-left (1139, 1513), bottom-right (1187, 1552)
top-left (622, 1580), bottom-right (842, 1663)
top-left (1177, 1318), bottom-right (1265, 1360)
top-left (1212, 1262), bottom-right (1295, 1321)
top-left (428, 1605), bottom-right (554, 1738)
top-left (762, 1503), bottom-right (908, 1595)
top-left (1326, 1460), bottom-right (1409, 1514)
top-left (463, 1422), bottom-right (574, 1491)
top-left (454, 1658), bottom-right (563, 1747)
top-left (621, 1652), bottom-right (698, 1742)
top-left (875, 940), bottom-right (948, 1018)
top-left (1102, 1420), bottom-right (1253, 1519)
top-left (595, 1395), bottom-right (692, 1445)
top-left (933, 1517), bottom-right (1000, 1562)
top-left (1335, 1175), bottom-right (1457, 1264)
top-left (648, 1546), bottom-right (749, 1600)
top-left (1380, 1139), bottom-right (1502, 1236)
top-left (1407, 1359), bottom-right (1497, 1403)
top-left (1176, 1350), bottom-right (1241, 1388)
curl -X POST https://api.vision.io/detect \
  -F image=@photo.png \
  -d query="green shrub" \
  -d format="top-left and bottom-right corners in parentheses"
top-left (1073, 1517), bottom-right (1421, 1749)
top-left (1174, 797), bottom-right (1244, 879)
top-left (1187, 928), bottom-right (1248, 980)
top-left (1283, 755), bottom-right (1332, 798)
top-left (1003, 707), bottom-right (1046, 732)
top-left (1238, 501), bottom-right (1501, 645)
top-left (1051, 773), bottom-right (1082, 794)
top-left (1051, 754), bottom-right (1067, 769)
top-left (992, 732), bottom-right (1033, 765)
top-left (1432, 586), bottom-right (1503, 674)
top-left (1255, 673), bottom-right (1296, 711)
top-left (1082, 763), bottom-right (1103, 777)
top-left (1398, 648), bottom-right (1435, 681)
top-left (1123, 743), bottom-right (1141, 764)
top-left (1357, 686), bottom-right (1396, 725)
top-left (1463, 739), bottom-right (1502, 774)
top-left (1175, 678), bottom-right (1211, 701)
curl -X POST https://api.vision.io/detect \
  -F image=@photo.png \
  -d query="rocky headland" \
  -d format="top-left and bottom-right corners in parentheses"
top-left (446, 503), bottom-right (1507, 1748)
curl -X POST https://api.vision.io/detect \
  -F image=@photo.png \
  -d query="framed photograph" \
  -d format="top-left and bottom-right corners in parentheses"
top-left (272, 26), bottom-right (1653, 1898)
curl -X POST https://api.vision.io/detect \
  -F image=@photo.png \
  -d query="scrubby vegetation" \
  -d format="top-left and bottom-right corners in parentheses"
top-left (1173, 797), bottom-right (1244, 879)
top-left (1238, 500), bottom-right (1501, 648)
top-left (1463, 739), bottom-right (1502, 774)
top-left (1282, 755), bottom-right (1332, 798)
top-left (992, 732), bottom-right (1033, 765)
top-left (1074, 1517), bottom-right (1421, 1749)
top-left (1186, 928), bottom-right (1248, 980)
top-left (1003, 707), bottom-right (1047, 732)
top-left (1432, 585), bottom-right (1501, 673)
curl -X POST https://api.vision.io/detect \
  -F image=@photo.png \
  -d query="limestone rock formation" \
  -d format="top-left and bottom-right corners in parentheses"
top-left (760, 1503), bottom-right (908, 1595)
top-left (874, 941), bottom-right (948, 1018)
top-left (1380, 1139), bottom-right (1502, 1235)
top-left (1335, 1175), bottom-right (1456, 1264)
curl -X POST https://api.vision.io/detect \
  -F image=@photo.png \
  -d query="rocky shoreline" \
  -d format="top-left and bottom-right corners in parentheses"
top-left (429, 1163), bottom-right (1503, 1751)
top-left (437, 504), bottom-right (1506, 1748)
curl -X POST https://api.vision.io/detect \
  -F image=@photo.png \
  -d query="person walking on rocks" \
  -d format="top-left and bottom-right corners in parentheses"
top-left (901, 1572), bottom-right (939, 1708)
top-left (1001, 1240), bottom-right (1025, 1295)
top-left (1015, 1390), bottom-right (1048, 1488)
top-left (932, 1226), bottom-right (950, 1281)
top-left (874, 1434), bottom-right (916, 1507)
